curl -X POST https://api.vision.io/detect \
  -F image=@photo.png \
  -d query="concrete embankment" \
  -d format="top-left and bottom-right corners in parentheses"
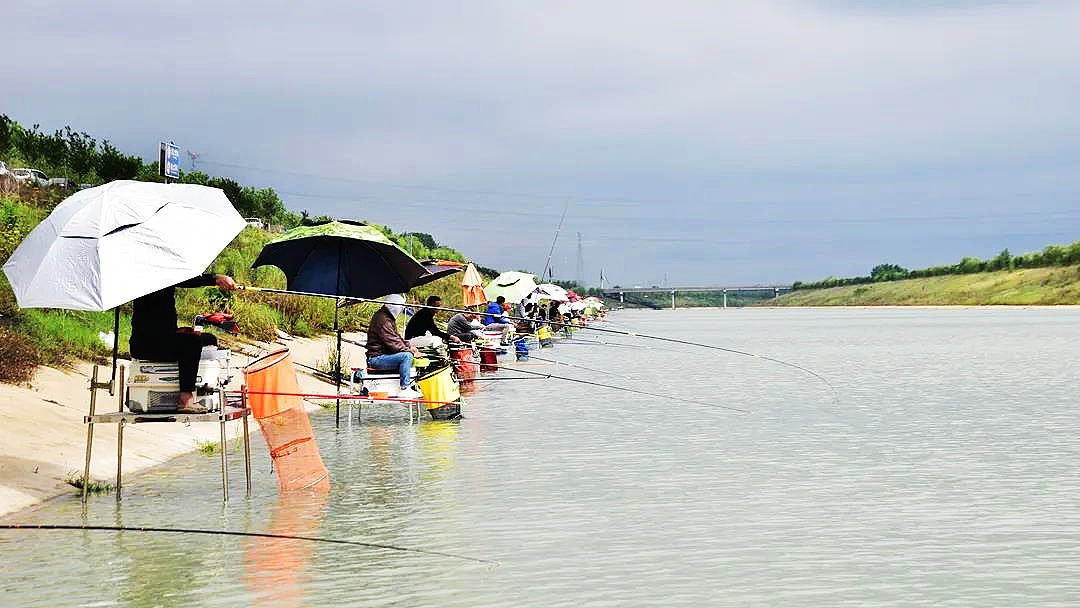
top-left (0, 333), bottom-right (366, 517)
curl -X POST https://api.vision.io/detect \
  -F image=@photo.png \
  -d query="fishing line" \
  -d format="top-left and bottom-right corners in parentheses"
top-left (238, 286), bottom-right (837, 401)
top-left (495, 364), bottom-right (748, 413)
top-left (523, 354), bottom-right (632, 379)
top-left (0, 524), bottom-right (496, 565)
top-left (238, 389), bottom-right (455, 406)
top-left (583, 324), bottom-right (840, 403)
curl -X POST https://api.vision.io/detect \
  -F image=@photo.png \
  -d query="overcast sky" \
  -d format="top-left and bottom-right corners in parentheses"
top-left (5, 0), bottom-right (1078, 287)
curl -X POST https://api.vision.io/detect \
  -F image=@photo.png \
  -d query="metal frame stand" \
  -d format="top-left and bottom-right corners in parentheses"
top-left (82, 364), bottom-right (252, 503)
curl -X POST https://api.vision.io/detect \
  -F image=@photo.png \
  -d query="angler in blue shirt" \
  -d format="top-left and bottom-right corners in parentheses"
top-left (482, 296), bottom-right (513, 344)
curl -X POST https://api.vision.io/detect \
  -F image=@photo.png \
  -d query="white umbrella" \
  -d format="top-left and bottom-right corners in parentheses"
top-left (3, 180), bottom-right (245, 311)
top-left (530, 283), bottom-right (570, 302)
top-left (484, 271), bottom-right (538, 305)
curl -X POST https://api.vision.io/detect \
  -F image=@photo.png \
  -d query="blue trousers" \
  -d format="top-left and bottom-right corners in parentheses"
top-left (368, 352), bottom-right (414, 388)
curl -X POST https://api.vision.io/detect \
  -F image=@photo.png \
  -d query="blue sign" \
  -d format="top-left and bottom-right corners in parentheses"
top-left (161, 141), bottom-right (181, 179)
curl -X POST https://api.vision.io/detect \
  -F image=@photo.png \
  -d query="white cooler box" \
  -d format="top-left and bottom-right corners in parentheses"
top-left (126, 348), bottom-right (232, 413)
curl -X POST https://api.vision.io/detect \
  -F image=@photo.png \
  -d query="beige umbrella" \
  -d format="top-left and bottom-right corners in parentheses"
top-left (461, 263), bottom-right (487, 307)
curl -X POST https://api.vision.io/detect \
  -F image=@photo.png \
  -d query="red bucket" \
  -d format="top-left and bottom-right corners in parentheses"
top-left (479, 346), bottom-right (498, 372)
top-left (450, 346), bottom-right (478, 384)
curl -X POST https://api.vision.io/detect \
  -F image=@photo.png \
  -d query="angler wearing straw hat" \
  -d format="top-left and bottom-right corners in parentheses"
top-left (365, 294), bottom-right (424, 401)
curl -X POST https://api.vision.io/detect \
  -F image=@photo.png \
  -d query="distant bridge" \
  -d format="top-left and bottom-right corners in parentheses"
top-left (603, 285), bottom-right (792, 309)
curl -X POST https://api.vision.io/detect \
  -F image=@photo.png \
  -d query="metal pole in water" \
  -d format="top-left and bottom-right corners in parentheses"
top-left (723, 289), bottom-right (727, 308)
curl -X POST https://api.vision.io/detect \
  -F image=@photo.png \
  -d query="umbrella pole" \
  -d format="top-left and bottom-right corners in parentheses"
top-left (109, 308), bottom-right (119, 396)
top-left (335, 239), bottom-right (343, 427)
top-left (335, 307), bottom-right (341, 427)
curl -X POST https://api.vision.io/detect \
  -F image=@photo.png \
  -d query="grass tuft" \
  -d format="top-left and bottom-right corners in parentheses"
top-left (64, 471), bottom-right (114, 495)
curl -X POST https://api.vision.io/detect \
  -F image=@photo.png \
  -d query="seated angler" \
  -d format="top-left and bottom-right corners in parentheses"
top-left (404, 295), bottom-right (460, 346)
top-left (130, 273), bottom-right (237, 413)
top-left (365, 294), bottom-right (423, 400)
top-left (482, 295), bottom-right (514, 344)
top-left (447, 310), bottom-right (484, 343)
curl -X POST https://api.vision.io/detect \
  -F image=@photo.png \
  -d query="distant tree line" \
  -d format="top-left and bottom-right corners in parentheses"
top-left (792, 242), bottom-right (1080, 290)
top-left (0, 115), bottom-right (297, 227)
top-left (0, 114), bottom-right (499, 271)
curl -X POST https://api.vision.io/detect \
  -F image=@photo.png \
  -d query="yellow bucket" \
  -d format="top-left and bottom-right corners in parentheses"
top-left (416, 366), bottom-right (460, 410)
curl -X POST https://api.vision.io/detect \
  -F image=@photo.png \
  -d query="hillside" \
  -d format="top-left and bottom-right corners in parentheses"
top-left (771, 267), bottom-right (1080, 306)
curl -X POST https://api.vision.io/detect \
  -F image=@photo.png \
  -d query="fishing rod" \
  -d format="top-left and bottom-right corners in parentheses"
top-left (541, 202), bottom-right (569, 281)
top-left (237, 286), bottom-right (837, 400)
top-left (0, 524), bottom-right (496, 564)
top-left (495, 363), bottom-right (748, 413)
top-left (523, 354), bottom-right (632, 379)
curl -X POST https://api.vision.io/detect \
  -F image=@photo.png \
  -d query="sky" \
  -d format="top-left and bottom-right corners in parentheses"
top-left (4, 0), bottom-right (1079, 288)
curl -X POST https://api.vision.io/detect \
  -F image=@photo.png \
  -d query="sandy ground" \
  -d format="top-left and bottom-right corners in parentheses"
top-left (0, 332), bottom-right (366, 518)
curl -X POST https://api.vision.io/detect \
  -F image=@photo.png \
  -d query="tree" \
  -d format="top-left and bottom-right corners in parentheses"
top-left (987, 249), bottom-right (1012, 271)
top-left (97, 141), bottom-right (142, 181)
top-left (870, 263), bottom-right (908, 282)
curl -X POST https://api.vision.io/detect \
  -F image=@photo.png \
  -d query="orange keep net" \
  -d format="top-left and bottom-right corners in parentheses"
top-left (244, 348), bottom-right (330, 492)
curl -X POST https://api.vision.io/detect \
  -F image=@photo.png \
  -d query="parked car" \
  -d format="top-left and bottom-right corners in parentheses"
top-left (244, 217), bottom-right (265, 229)
top-left (12, 168), bottom-right (49, 185)
top-left (47, 177), bottom-right (77, 189)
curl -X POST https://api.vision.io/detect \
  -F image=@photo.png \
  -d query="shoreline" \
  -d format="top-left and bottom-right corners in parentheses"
top-left (0, 333), bottom-right (364, 519)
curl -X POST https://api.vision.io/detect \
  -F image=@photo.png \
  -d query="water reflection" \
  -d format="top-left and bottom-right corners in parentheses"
top-left (5, 309), bottom-right (1080, 606)
top-left (243, 490), bottom-right (329, 608)
top-left (418, 420), bottom-right (460, 477)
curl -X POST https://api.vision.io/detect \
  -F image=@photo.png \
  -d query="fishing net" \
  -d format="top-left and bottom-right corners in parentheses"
top-left (243, 348), bottom-right (330, 492)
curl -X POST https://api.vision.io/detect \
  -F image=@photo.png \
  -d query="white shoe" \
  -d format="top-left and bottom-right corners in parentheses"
top-left (397, 388), bottom-right (424, 401)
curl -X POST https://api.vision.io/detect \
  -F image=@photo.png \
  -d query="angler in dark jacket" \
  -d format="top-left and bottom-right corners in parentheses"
top-left (366, 294), bottom-right (423, 400)
top-left (404, 295), bottom-right (459, 343)
top-left (130, 273), bottom-right (236, 413)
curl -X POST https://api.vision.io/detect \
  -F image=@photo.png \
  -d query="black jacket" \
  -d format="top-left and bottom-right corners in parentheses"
top-left (130, 274), bottom-right (217, 358)
top-left (403, 308), bottom-right (450, 341)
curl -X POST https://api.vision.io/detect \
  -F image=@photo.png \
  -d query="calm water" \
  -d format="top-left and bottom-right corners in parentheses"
top-left (3, 307), bottom-right (1079, 607)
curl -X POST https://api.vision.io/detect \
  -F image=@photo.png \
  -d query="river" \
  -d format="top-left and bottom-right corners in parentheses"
top-left (3, 307), bottom-right (1079, 606)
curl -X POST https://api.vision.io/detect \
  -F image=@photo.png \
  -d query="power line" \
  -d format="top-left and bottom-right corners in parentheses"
top-left (198, 158), bottom-right (644, 207)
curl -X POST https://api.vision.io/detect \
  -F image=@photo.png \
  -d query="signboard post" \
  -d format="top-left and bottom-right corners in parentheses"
top-left (159, 141), bottom-right (181, 182)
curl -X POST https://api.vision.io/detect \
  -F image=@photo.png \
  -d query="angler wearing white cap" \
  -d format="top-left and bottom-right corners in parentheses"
top-left (365, 294), bottom-right (423, 400)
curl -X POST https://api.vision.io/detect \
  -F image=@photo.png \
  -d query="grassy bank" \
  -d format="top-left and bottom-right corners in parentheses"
top-left (0, 193), bottom-right (487, 384)
top-left (772, 267), bottom-right (1080, 306)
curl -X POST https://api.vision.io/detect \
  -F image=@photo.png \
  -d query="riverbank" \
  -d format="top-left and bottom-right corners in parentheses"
top-left (0, 333), bottom-right (364, 518)
top-left (773, 266), bottom-right (1080, 306)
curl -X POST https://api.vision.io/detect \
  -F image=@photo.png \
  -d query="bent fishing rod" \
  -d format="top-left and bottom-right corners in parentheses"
top-left (237, 285), bottom-right (837, 400)
top-left (0, 524), bottom-right (496, 564)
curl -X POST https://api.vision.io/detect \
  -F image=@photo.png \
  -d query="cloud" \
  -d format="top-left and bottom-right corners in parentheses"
top-left (4, 0), bottom-right (1079, 284)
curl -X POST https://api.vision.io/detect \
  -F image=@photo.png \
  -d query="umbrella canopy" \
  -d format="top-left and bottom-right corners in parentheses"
top-left (484, 271), bottom-right (538, 305)
top-left (251, 220), bottom-right (428, 299)
top-left (461, 263), bottom-right (487, 307)
top-left (413, 259), bottom-right (464, 289)
top-left (530, 283), bottom-right (570, 302)
top-left (2, 180), bottom-right (245, 311)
